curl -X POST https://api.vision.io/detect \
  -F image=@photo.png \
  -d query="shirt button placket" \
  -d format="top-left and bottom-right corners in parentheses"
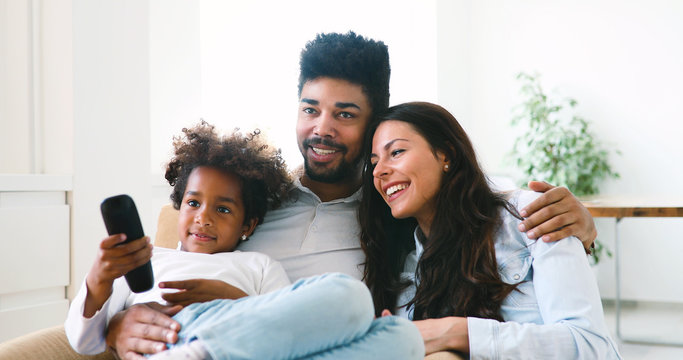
top-left (301, 204), bottom-right (322, 250)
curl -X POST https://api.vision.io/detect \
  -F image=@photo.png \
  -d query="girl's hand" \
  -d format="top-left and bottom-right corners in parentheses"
top-left (84, 234), bottom-right (152, 317)
top-left (159, 279), bottom-right (248, 306)
top-left (413, 316), bottom-right (469, 355)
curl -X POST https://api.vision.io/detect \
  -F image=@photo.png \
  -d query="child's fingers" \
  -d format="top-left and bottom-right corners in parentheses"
top-left (116, 236), bottom-right (151, 252)
top-left (127, 243), bottom-right (153, 268)
top-left (100, 233), bottom-right (128, 249)
top-left (101, 236), bottom-right (151, 259)
top-left (113, 239), bottom-right (153, 271)
top-left (160, 290), bottom-right (188, 305)
top-left (97, 237), bottom-right (152, 275)
top-left (158, 280), bottom-right (195, 291)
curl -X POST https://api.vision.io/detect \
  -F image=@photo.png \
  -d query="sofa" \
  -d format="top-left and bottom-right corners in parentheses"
top-left (0, 205), bottom-right (463, 360)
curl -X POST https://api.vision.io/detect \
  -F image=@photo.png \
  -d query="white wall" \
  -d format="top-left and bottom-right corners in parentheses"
top-left (437, 0), bottom-right (683, 302)
top-left (163, 0), bottom-right (440, 169)
top-left (149, 0), bottom-right (201, 175)
top-left (41, 0), bottom-right (73, 174)
top-left (70, 0), bottom-right (155, 298)
top-left (0, 0), bottom-right (72, 174)
top-left (0, 0), bottom-right (32, 173)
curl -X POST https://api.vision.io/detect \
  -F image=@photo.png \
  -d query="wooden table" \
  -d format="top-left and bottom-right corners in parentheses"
top-left (581, 197), bottom-right (683, 346)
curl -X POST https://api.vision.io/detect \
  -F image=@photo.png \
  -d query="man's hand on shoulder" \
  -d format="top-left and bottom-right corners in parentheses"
top-left (517, 181), bottom-right (597, 251)
top-left (106, 302), bottom-right (182, 359)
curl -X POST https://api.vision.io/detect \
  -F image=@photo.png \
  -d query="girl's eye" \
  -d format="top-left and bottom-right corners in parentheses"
top-left (391, 149), bottom-right (405, 157)
top-left (187, 200), bottom-right (199, 207)
top-left (339, 111), bottom-right (354, 119)
top-left (217, 206), bottom-right (231, 214)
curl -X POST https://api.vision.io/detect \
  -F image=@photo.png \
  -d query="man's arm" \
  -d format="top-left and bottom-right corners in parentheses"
top-left (105, 303), bottom-right (182, 360)
top-left (517, 181), bottom-right (596, 251)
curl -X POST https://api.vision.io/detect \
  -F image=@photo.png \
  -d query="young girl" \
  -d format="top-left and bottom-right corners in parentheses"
top-left (66, 122), bottom-right (423, 360)
top-left (360, 102), bottom-right (621, 358)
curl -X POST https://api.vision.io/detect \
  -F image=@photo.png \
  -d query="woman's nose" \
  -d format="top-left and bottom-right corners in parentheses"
top-left (372, 159), bottom-right (389, 178)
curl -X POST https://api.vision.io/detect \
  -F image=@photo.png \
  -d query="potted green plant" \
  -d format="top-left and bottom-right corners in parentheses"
top-left (509, 72), bottom-right (620, 264)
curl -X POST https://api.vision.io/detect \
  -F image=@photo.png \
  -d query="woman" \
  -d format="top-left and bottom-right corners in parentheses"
top-left (360, 102), bottom-right (621, 359)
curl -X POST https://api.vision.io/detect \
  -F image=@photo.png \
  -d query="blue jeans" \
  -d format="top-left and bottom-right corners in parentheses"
top-left (170, 273), bottom-right (424, 359)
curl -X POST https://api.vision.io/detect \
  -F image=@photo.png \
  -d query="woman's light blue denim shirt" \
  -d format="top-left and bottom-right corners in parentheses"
top-left (398, 190), bottom-right (621, 359)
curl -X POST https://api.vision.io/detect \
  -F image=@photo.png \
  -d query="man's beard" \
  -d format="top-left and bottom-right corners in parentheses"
top-left (304, 157), bottom-right (360, 184)
top-left (301, 137), bottom-right (361, 184)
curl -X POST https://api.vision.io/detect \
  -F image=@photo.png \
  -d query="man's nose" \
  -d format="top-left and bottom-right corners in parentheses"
top-left (313, 112), bottom-right (336, 138)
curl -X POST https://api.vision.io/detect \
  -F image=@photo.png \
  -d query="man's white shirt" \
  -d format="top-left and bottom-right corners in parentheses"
top-left (238, 177), bottom-right (364, 281)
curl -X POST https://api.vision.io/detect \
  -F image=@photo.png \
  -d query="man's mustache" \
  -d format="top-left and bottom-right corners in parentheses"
top-left (303, 137), bottom-right (347, 153)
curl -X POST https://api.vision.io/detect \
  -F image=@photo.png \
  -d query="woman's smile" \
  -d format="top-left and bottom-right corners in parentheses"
top-left (383, 182), bottom-right (409, 200)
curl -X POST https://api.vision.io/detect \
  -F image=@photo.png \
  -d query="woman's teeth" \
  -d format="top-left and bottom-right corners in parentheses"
top-left (386, 184), bottom-right (407, 196)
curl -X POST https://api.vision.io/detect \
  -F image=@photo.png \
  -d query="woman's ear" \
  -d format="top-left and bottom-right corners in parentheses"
top-left (436, 150), bottom-right (450, 170)
top-left (439, 143), bottom-right (456, 171)
top-left (242, 218), bottom-right (258, 237)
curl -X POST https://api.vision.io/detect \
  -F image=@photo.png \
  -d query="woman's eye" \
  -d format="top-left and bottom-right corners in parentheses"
top-left (339, 111), bottom-right (354, 119)
top-left (391, 149), bottom-right (405, 157)
top-left (187, 200), bottom-right (199, 207)
top-left (217, 206), bottom-right (231, 214)
top-left (303, 107), bottom-right (316, 114)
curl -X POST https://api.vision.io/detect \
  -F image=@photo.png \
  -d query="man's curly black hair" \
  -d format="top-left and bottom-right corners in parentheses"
top-left (165, 121), bottom-right (291, 226)
top-left (298, 31), bottom-right (390, 120)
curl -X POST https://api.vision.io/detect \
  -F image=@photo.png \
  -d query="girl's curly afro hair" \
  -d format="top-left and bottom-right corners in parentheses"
top-left (165, 121), bottom-right (291, 225)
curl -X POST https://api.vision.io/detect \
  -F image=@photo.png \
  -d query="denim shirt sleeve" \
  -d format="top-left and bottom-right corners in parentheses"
top-left (467, 190), bottom-right (621, 359)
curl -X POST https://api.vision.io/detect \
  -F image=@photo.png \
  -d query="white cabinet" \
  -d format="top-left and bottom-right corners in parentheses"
top-left (0, 175), bottom-right (71, 342)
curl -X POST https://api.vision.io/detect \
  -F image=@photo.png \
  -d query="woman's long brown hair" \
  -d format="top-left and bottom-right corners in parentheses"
top-left (359, 102), bottom-right (519, 320)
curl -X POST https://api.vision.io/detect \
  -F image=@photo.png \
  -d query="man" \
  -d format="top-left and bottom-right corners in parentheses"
top-left (106, 32), bottom-right (597, 359)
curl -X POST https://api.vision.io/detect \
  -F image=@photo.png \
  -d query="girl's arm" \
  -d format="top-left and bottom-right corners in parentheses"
top-left (65, 276), bottom-right (132, 354)
top-left (159, 279), bottom-right (248, 306)
top-left (65, 234), bottom-right (153, 355)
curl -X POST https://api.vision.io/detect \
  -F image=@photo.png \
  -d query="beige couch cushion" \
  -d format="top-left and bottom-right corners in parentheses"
top-left (0, 325), bottom-right (114, 360)
top-left (155, 204), bottom-right (180, 249)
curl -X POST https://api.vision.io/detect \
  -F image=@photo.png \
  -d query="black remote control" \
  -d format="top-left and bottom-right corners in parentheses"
top-left (100, 194), bottom-right (154, 293)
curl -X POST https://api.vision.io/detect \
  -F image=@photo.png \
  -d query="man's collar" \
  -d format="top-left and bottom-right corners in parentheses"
top-left (292, 175), bottom-right (361, 204)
